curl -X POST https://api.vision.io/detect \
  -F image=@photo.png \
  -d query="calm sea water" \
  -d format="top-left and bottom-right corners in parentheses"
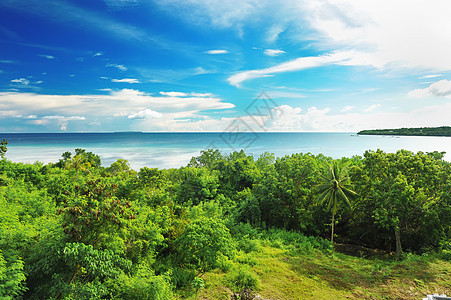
top-left (2, 132), bottom-right (451, 170)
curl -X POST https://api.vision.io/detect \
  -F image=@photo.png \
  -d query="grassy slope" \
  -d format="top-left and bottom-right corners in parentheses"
top-left (182, 245), bottom-right (451, 300)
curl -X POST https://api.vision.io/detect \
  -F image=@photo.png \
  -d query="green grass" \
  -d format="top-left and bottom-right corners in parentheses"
top-left (178, 243), bottom-right (451, 300)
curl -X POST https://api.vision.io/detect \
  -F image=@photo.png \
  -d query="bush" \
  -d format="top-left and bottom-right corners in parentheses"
top-left (437, 250), bottom-right (451, 261)
top-left (234, 252), bottom-right (258, 267)
top-left (107, 271), bottom-right (173, 300)
top-left (237, 238), bottom-right (261, 254)
top-left (170, 267), bottom-right (196, 289)
top-left (217, 254), bottom-right (235, 272)
top-left (261, 228), bottom-right (332, 253)
top-left (226, 266), bottom-right (260, 292)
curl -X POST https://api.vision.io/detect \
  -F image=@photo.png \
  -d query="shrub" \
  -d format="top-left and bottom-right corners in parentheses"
top-left (108, 273), bottom-right (173, 300)
top-left (226, 266), bottom-right (260, 292)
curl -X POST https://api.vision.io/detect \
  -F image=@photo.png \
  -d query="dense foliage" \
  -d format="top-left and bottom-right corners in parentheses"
top-left (0, 144), bottom-right (450, 299)
top-left (358, 126), bottom-right (451, 136)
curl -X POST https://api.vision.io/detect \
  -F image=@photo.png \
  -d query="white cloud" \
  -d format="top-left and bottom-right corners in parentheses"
top-left (0, 89), bottom-right (234, 123)
top-left (205, 49), bottom-right (229, 54)
top-left (104, 0), bottom-right (138, 9)
top-left (111, 78), bottom-right (140, 83)
top-left (106, 63), bottom-right (127, 71)
top-left (10, 78), bottom-right (30, 85)
top-left (38, 54), bottom-right (55, 59)
top-left (42, 115), bottom-right (86, 120)
top-left (341, 105), bottom-right (354, 112)
top-left (28, 119), bottom-right (49, 126)
top-left (408, 79), bottom-right (451, 97)
top-left (155, 0), bottom-right (263, 29)
top-left (93, 52), bottom-right (104, 56)
top-left (363, 104), bottom-right (381, 112)
top-left (128, 109), bottom-right (162, 119)
top-left (160, 91), bottom-right (187, 97)
top-left (160, 1), bottom-right (451, 77)
top-left (261, 103), bottom-right (451, 132)
top-left (266, 91), bottom-right (306, 99)
top-left (264, 49), bottom-right (286, 56)
top-left (303, 1), bottom-right (451, 71)
top-left (419, 74), bottom-right (443, 79)
top-left (228, 51), bottom-right (354, 87)
top-left (190, 92), bottom-right (213, 97)
top-left (266, 23), bottom-right (285, 43)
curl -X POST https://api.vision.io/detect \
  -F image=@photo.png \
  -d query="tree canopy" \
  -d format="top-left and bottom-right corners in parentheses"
top-left (0, 146), bottom-right (450, 298)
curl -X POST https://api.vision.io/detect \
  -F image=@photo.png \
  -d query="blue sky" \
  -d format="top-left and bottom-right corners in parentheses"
top-left (1, 0), bottom-right (451, 132)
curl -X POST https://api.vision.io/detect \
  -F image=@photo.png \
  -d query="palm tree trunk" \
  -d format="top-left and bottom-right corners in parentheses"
top-left (331, 213), bottom-right (335, 244)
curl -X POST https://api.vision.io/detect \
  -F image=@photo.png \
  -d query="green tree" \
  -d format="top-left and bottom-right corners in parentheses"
top-left (175, 217), bottom-right (234, 274)
top-left (66, 154), bottom-right (92, 181)
top-left (353, 150), bottom-right (449, 257)
top-left (59, 178), bottom-right (135, 248)
top-left (63, 149), bottom-right (102, 181)
top-left (316, 161), bottom-right (356, 243)
top-left (175, 167), bottom-right (219, 206)
top-left (247, 153), bottom-right (326, 233)
top-left (188, 149), bottom-right (223, 169)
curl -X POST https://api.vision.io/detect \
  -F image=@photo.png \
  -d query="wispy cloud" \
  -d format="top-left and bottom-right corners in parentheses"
top-left (156, 0), bottom-right (451, 73)
top-left (104, 0), bottom-right (139, 9)
top-left (106, 63), bottom-right (127, 71)
top-left (266, 23), bottom-right (285, 43)
top-left (228, 51), bottom-right (354, 87)
top-left (364, 104), bottom-right (381, 112)
top-left (190, 92), bottom-right (213, 97)
top-left (205, 49), bottom-right (229, 54)
top-left (11, 78), bottom-right (30, 85)
top-left (418, 74), bottom-right (443, 79)
top-left (264, 49), bottom-right (285, 56)
top-left (42, 115), bottom-right (86, 120)
top-left (409, 79), bottom-right (451, 98)
top-left (136, 66), bottom-right (216, 84)
top-left (0, 1), bottom-right (152, 45)
top-left (111, 78), bottom-right (140, 83)
top-left (38, 54), bottom-right (55, 59)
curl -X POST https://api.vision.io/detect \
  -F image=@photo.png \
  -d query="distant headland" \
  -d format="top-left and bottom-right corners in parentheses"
top-left (358, 126), bottom-right (451, 137)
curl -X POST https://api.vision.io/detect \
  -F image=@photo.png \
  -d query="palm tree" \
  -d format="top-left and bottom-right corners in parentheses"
top-left (316, 162), bottom-right (357, 243)
top-left (66, 154), bottom-right (91, 181)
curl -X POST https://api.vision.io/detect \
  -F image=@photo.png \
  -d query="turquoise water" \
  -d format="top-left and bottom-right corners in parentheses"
top-left (2, 132), bottom-right (451, 170)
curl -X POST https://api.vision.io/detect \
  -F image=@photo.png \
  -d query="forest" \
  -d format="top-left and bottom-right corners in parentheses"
top-left (358, 126), bottom-right (451, 137)
top-left (0, 137), bottom-right (450, 299)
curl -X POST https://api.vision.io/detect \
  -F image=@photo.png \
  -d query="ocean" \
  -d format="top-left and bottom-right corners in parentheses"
top-left (2, 132), bottom-right (451, 170)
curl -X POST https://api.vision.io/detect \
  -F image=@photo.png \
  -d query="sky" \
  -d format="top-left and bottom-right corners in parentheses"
top-left (1, 0), bottom-right (451, 132)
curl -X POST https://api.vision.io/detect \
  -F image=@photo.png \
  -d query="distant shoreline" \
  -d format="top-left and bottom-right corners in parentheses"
top-left (358, 126), bottom-right (451, 137)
